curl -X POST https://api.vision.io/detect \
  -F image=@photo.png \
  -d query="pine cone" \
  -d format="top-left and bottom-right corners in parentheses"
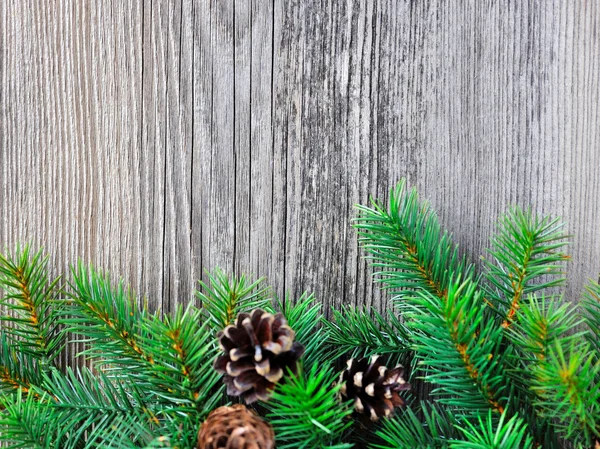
top-left (338, 356), bottom-right (410, 421)
top-left (214, 309), bottom-right (305, 403)
top-left (197, 404), bottom-right (275, 449)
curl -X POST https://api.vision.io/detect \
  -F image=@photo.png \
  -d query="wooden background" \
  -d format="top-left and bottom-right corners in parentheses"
top-left (1, 1), bottom-right (599, 317)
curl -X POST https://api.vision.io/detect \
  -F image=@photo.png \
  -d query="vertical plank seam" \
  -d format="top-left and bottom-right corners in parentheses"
top-left (269, 0), bottom-right (279, 302)
top-left (190, 0), bottom-right (196, 295)
top-left (233, 0), bottom-right (238, 270)
top-left (162, 0), bottom-right (169, 313)
top-left (249, 0), bottom-right (253, 275)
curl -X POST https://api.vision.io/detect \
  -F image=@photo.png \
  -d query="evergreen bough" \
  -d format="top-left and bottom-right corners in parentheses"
top-left (0, 179), bottom-right (598, 448)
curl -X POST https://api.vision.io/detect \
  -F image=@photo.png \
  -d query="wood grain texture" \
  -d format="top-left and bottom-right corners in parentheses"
top-left (1, 1), bottom-right (599, 321)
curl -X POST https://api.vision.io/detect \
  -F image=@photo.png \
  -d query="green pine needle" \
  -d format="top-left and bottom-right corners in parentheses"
top-left (278, 292), bottom-right (328, 368)
top-left (266, 363), bottom-right (354, 449)
top-left (0, 389), bottom-right (55, 449)
top-left (530, 339), bottom-right (600, 444)
top-left (0, 331), bottom-right (45, 395)
top-left (323, 306), bottom-right (411, 368)
top-left (64, 263), bottom-right (151, 369)
top-left (370, 401), bottom-right (460, 449)
top-left (137, 304), bottom-right (224, 415)
top-left (0, 243), bottom-right (64, 367)
top-left (407, 278), bottom-right (508, 416)
top-left (482, 207), bottom-right (569, 327)
top-left (451, 410), bottom-right (534, 449)
top-left (353, 179), bottom-right (472, 308)
top-left (582, 281), bottom-right (600, 365)
top-left (196, 269), bottom-right (274, 333)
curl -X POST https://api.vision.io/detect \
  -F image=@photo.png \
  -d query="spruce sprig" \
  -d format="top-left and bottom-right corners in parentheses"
top-left (530, 339), bottom-right (600, 445)
top-left (265, 363), bottom-right (353, 449)
top-left (451, 410), bottom-right (534, 449)
top-left (278, 292), bottom-right (328, 367)
top-left (354, 183), bottom-right (508, 416)
top-left (32, 367), bottom-right (152, 449)
top-left (64, 263), bottom-right (151, 369)
top-left (65, 265), bottom-right (224, 416)
top-left (323, 306), bottom-right (411, 368)
top-left (0, 244), bottom-right (63, 366)
top-left (371, 402), bottom-right (460, 449)
top-left (482, 207), bottom-right (570, 328)
top-left (582, 281), bottom-right (600, 368)
top-left (0, 332), bottom-right (43, 395)
top-left (0, 389), bottom-right (55, 449)
top-left (196, 269), bottom-right (274, 332)
top-left (408, 279), bottom-right (508, 415)
top-left (354, 179), bottom-right (472, 308)
top-left (137, 305), bottom-right (223, 415)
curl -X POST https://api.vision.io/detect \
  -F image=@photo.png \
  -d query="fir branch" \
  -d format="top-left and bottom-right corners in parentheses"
top-left (504, 296), bottom-right (580, 448)
top-left (408, 279), bottom-right (507, 416)
top-left (370, 401), bottom-right (460, 449)
top-left (0, 332), bottom-right (45, 395)
top-left (451, 410), bottom-right (534, 449)
top-left (278, 292), bottom-right (328, 367)
top-left (66, 265), bottom-right (224, 414)
top-left (265, 363), bottom-right (354, 449)
top-left (354, 181), bottom-right (507, 416)
top-left (353, 179), bottom-right (472, 307)
top-left (33, 367), bottom-right (156, 449)
top-left (508, 295), bottom-right (582, 364)
top-left (138, 304), bottom-right (223, 415)
top-left (64, 263), bottom-right (152, 369)
top-left (323, 306), bottom-right (411, 368)
top-left (0, 243), bottom-right (63, 366)
top-left (482, 208), bottom-right (569, 328)
top-left (196, 269), bottom-right (274, 333)
top-left (0, 389), bottom-right (55, 449)
top-left (530, 340), bottom-right (600, 445)
top-left (582, 281), bottom-right (600, 364)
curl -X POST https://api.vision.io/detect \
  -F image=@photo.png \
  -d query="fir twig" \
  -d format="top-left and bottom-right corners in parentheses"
top-left (0, 243), bottom-right (63, 367)
top-left (323, 306), bottom-right (411, 368)
top-left (137, 304), bottom-right (223, 415)
top-left (482, 208), bottom-right (569, 328)
top-left (196, 269), bottom-right (274, 333)
top-left (64, 263), bottom-right (152, 370)
top-left (530, 340), bottom-right (600, 445)
top-left (278, 292), bottom-right (328, 367)
top-left (0, 332), bottom-right (44, 395)
top-left (65, 264), bottom-right (225, 416)
top-left (0, 389), bottom-right (55, 449)
top-left (354, 179), bottom-right (472, 308)
top-left (370, 401), bottom-right (460, 449)
top-left (265, 363), bottom-right (354, 449)
top-left (408, 279), bottom-right (508, 415)
top-left (451, 409), bottom-right (534, 449)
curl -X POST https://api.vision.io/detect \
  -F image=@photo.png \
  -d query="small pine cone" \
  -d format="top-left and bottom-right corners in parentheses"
top-left (197, 404), bottom-right (275, 449)
top-left (339, 356), bottom-right (410, 421)
top-left (214, 309), bottom-right (305, 403)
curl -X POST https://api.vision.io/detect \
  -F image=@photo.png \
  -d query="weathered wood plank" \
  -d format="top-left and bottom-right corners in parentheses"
top-left (1, 0), bottom-right (599, 322)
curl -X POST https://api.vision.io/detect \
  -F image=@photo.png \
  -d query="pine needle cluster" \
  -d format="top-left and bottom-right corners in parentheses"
top-left (0, 179), bottom-right (599, 448)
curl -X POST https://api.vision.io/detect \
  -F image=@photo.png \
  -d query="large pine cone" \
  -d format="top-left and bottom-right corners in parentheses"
top-left (214, 309), bottom-right (305, 403)
top-left (339, 356), bottom-right (410, 421)
top-left (197, 404), bottom-right (275, 449)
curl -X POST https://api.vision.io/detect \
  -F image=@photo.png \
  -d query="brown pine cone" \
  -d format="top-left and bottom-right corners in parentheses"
top-left (338, 355), bottom-right (410, 421)
top-left (197, 404), bottom-right (275, 449)
top-left (214, 309), bottom-right (305, 403)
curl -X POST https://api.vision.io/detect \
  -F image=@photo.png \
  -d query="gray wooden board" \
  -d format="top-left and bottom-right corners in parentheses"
top-left (1, 1), bottom-right (599, 326)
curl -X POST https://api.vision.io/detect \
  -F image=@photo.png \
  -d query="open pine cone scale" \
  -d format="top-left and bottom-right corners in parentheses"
top-left (214, 309), bottom-right (305, 403)
top-left (339, 356), bottom-right (410, 421)
top-left (197, 404), bottom-right (274, 449)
